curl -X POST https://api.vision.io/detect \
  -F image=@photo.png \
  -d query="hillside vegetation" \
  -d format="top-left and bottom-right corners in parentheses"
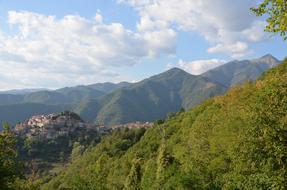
top-left (43, 59), bottom-right (287, 189)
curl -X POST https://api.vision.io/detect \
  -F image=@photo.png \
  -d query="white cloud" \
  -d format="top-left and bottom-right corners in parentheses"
top-left (177, 59), bottom-right (226, 75)
top-left (207, 42), bottom-right (251, 59)
top-left (0, 11), bottom-right (176, 89)
top-left (118, 0), bottom-right (266, 58)
top-left (242, 21), bottom-right (267, 42)
top-left (0, 1), bottom-right (270, 89)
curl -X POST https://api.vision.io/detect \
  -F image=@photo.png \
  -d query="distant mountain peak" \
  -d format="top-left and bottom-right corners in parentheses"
top-left (202, 54), bottom-right (281, 88)
top-left (166, 67), bottom-right (183, 72)
top-left (256, 54), bottom-right (279, 62)
top-left (261, 53), bottom-right (275, 58)
top-left (147, 67), bottom-right (193, 82)
top-left (163, 67), bottom-right (192, 76)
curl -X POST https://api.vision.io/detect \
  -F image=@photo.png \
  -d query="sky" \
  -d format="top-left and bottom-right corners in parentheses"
top-left (0, 0), bottom-right (286, 90)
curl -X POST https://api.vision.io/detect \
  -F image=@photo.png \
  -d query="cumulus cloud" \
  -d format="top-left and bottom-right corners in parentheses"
top-left (0, 11), bottom-right (176, 89)
top-left (118, 0), bottom-right (266, 58)
top-left (177, 59), bottom-right (226, 75)
top-left (207, 42), bottom-right (251, 59)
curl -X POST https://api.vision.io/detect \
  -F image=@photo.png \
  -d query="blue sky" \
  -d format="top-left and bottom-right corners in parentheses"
top-left (0, 0), bottom-right (285, 90)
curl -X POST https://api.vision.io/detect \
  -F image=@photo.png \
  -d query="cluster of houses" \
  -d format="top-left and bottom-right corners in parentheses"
top-left (110, 121), bottom-right (154, 130)
top-left (15, 111), bottom-right (154, 140)
top-left (15, 111), bottom-right (108, 140)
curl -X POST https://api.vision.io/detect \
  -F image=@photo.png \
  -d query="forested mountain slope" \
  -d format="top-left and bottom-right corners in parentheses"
top-left (76, 68), bottom-right (227, 125)
top-left (43, 59), bottom-right (287, 190)
top-left (0, 83), bottom-right (129, 126)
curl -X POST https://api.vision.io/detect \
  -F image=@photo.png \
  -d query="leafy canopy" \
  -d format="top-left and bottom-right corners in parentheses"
top-left (251, 0), bottom-right (287, 39)
top-left (0, 124), bottom-right (22, 190)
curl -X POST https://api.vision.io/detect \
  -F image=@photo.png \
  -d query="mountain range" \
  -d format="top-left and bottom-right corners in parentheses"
top-left (0, 54), bottom-right (280, 127)
top-left (42, 58), bottom-right (287, 190)
top-left (202, 54), bottom-right (280, 87)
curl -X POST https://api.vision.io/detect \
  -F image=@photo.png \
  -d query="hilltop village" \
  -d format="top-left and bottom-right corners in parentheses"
top-left (15, 111), bottom-right (153, 140)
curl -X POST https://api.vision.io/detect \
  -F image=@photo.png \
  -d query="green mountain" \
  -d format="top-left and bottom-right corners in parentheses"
top-left (42, 59), bottom-right (287, 190)
top-left (0, 88), bottom-right (48, 95)
top-left (0, 83), bottom-right (132, 127)
top-left (0, 86), bottom-right (104, 106)
top-left (76, 68), bottom-right (227, 125)
top-left (202, 54), bottom-right (280, 87)
top-left (0, 82), bottom-right (130, 106)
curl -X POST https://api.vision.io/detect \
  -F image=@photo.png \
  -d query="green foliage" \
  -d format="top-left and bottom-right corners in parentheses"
top-left (71, 142), bottom-right (85, 162)
top-left (124, 158), bottom-right (142, 190)
top-left (9, 177), bottom-right (42, 190)
top-left (155, 141), bottom-right (173, 188)
top-left (251, 0), bottom-right (287, 40)
top-left (42, 128), bottom-right (147, 190)
top-left (0, 124), bottom-right (23, 189)
top-left (17, 126), bottom-right (102, 178)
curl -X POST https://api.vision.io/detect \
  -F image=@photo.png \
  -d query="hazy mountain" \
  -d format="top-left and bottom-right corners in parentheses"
top-left (0, 94), bottom-right (24, 105)
top-left (0, 82), bottom-right (128, 106)
top-left (0, 83), bottom-right (129, 127)
top-left (0, 88), bottom-right (48, 95)
top-left (202, 54), bottom-right (280, 87)
top-left (76, 68), bottom-right (227, 125)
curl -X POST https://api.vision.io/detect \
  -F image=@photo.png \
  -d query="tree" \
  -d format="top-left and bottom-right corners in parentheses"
top-left (70, 142), bottom-right (85, 162)
top-left (0, 123), bottom-right (22, 189)
top-left (124, 158), bottom-right (141, 190)
top-left (156, 141), bottom-right (172, 187)
top-left (251, 0), bottom-right (287, 39)
top-left (179, 107), bottom-right (185, 113)
top-left (167, 112), bottom-right (175, 119)
top-left (155, 119), bottom-right (164, 125)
